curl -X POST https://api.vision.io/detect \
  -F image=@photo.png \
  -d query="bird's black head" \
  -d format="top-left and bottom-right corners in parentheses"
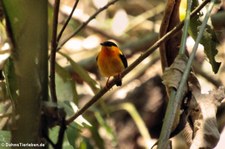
top-left (100, 41), bottom-right (118, 47)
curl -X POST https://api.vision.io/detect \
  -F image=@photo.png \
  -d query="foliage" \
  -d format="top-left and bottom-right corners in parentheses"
top-left (0, 0), bottom-right (225, 149)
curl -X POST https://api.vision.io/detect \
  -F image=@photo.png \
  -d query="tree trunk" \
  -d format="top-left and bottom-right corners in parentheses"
top-left (2, 0), bottom-right (48, 148)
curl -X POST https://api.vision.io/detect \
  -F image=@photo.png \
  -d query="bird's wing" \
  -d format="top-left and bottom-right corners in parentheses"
top-left (119, 54), bottom-right (128, 68)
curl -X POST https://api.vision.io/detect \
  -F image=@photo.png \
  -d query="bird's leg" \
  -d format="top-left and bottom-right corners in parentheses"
top-left (105, 77), bottom-right (110, 88)
top-left (114, 74), bottom-right (122, 86)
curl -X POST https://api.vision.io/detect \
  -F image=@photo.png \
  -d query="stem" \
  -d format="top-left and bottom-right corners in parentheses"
top-left (179, 0), bottom-right (192, 55)
top-left (55, 111), bottom-right (66, 149)
top-left (50, 0), bottom-right (60, 103)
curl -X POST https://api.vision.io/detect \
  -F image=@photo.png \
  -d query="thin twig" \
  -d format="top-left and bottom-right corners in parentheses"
top-left (179, 0), bottom-right (192, 55)
top-left (57, 5), bottom-right (124, 43)
top-left (57, 0), bottom-right (119, 51)
top-left (44, 133), bottom-right (56, 148)
top-left (50, 0), bottom-right (60, 103)
top-left (65, 0), bottom-right (210, 125)
top-left (57, 0), bottom-right (80, 42)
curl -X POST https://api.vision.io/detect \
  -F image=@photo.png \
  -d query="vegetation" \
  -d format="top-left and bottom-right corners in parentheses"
top-left (0, 0), bottom-right (225, 148)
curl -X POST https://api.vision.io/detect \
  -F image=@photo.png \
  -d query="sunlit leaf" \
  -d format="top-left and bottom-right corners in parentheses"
top-left (59, 101), bottom-right (91, 127)
top-left (0, 23), bottom-right (11, 70)
top-left (179, 0), bottom-right (187, 21)
top-left (69, 102), bottom-right (92, 127)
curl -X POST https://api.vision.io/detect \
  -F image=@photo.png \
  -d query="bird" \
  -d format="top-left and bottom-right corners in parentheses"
top-left (96, 41), bottom-right (128, 87)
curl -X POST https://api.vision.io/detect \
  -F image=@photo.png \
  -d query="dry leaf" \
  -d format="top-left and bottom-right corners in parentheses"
top-left (162, 54), bottom-right (188, 89)
top-left (160, 0), bottom-right (182, 71)
top-left (190, 86), bottom-right (225, 148)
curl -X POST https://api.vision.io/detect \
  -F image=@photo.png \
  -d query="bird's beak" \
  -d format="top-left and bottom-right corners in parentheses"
top-left (100, 42), bottom-right (104, 46)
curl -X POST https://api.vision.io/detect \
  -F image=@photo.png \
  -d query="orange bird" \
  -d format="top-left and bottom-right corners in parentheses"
top-left (96, 41), bottom-right (128, 86)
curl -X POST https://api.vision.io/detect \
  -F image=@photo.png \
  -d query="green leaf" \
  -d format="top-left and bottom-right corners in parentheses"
top-left (55, 63), bottom-right (78, 103)
top-left (49, 126), bottom-right (60, 144)
top-left (94, 111), bottom-right (117, 147)
top-left (58, 52), bottom-right (99, 94)
top-left (55, 62), bottom-right (71, 81)
top-left (89, 123), bottom-right (105, 149)
top-left (188, 0), bottom-right (221, 73)
top-left (49, 126), bottom-right (74, 149)
top-left (66, 122), bottom-right (80, 149)
top-left (3, 58), bottom-right (18, 101)
top-left (200, 25), bottom-right (221, 73)
top-left (66, 122), bottom-right (94, 149)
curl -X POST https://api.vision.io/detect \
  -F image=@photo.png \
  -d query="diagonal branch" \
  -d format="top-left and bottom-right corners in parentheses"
top-left (65, 0), bottom-right (210, 125)
top-left (57, 0), bottom-right (119, 51)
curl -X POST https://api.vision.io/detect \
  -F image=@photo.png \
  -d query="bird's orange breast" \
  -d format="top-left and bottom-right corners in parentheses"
top-left (97, 47), bottom-right (125, 77)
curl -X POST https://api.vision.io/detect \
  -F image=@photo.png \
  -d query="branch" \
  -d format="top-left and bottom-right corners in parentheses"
top-left (55, 109), bottom-right (66, 149)
top-left (57, 0), bottom-right (119, 51)
top-left (57, 0), bottom-right (80, 42)
top-left (57, 5), bottom-right (124, 43)
top-left (66, 0), bottom-right (210, 125)
top-left (50, 0), bottom-right (60, 103)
